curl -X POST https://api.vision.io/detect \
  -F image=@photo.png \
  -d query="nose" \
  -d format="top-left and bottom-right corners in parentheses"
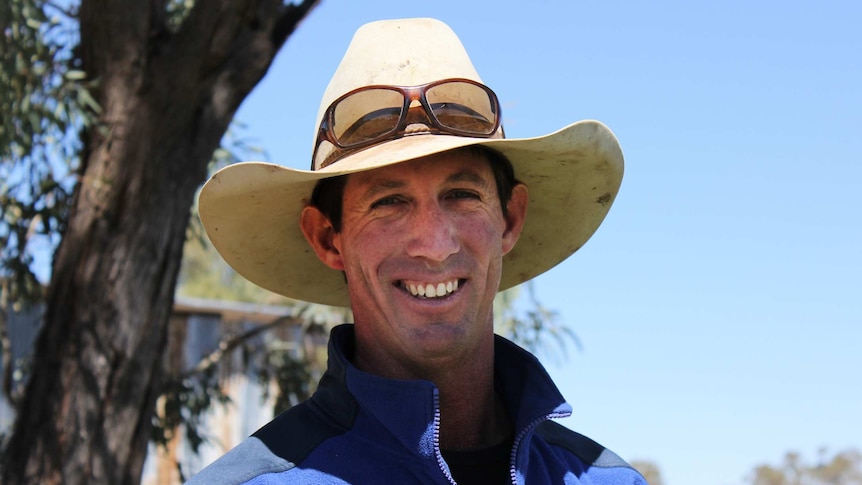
top-left (405, 203), bottom-right (459, 263)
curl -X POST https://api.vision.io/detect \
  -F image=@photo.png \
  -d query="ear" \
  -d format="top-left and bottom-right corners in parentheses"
top-left (501, 183), bottom-right (529, 255)
top-left (300, 205), bottom-right (345, 271)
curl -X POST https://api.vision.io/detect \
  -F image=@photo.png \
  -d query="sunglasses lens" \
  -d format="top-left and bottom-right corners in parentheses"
top-left (332, 88), bottom-right (404, 147)
top-left (426, 81), bottom-right (498, 135)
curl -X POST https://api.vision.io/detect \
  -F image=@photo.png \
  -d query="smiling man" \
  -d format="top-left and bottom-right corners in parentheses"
top-left (188, 17), bottom-right (645, 485)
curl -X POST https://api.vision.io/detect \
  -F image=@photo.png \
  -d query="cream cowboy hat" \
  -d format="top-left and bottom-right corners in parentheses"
top-left (199, 18), bottom-right (624, 307)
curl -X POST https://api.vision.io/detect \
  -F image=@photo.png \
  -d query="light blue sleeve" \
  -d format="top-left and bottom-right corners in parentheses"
top-left (184, 437), bottom-right (295, 485)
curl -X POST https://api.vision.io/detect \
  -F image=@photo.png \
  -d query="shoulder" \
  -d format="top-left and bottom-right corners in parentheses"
top-left (252, 394), bottom-right (353, 464)
top-left (534, 421), bottom-right (645, 478)
top-left (184, 436), bottom-right (293, 485)
top-left (185, 400), bottom-right (352, 485)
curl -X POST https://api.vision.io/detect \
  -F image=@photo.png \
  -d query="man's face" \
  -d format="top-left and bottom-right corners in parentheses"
top-left (303, 150), bottom-right (527, 375)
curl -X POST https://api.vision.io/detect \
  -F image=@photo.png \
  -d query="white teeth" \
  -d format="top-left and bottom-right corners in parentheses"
top-left (404, 280), bottom-right (460, 299)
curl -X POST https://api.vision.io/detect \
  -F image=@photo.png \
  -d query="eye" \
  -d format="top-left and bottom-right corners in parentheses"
top-left (370, 195), bottom-right (404, 209)
top-left (446, 189), bottom-right (481, 201)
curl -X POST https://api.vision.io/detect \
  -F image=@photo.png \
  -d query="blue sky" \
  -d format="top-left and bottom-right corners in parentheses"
top-left (231, 1), bottom-right (861, 483)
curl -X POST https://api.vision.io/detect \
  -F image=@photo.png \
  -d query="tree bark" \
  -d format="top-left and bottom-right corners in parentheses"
top-left (1, 1), bottom-right (318, 484)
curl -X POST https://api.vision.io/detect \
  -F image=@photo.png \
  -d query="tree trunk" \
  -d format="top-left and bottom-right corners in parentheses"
top-left (1, 1), bottom-right (318, 484)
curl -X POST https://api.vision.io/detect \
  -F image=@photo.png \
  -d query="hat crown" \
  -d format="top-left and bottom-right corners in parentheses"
top-left (313, 18), bottom-right (484, 161)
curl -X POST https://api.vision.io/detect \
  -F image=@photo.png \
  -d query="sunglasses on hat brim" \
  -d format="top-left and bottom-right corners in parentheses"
top-left (312, 78), bottom-right (502, 169)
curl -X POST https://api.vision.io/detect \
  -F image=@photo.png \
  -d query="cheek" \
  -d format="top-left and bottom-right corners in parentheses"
top-left (457, 213), bottom-right (506, 251)
top-left (340, 223), bottom-right (399, 269)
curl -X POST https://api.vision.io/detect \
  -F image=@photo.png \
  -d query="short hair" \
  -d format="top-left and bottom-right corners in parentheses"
top-left (310, 145), bottom-right (519, 233)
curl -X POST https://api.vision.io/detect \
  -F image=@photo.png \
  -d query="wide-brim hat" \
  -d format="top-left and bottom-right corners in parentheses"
top-left (199, 18), bottom-right (624, 307)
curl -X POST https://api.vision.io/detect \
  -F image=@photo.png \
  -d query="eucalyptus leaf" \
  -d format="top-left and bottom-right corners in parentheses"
top-left (64, 70), bottom-right (85, 81)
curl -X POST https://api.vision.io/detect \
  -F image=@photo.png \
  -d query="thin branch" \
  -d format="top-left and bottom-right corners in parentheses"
top-left (43, 0), bottom-right (79, 19)
top-left (179, 314), bottom-right (300, 379)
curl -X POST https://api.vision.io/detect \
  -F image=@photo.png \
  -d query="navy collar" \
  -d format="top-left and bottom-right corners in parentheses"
top-left (316, 324), bottom-right (572, 454)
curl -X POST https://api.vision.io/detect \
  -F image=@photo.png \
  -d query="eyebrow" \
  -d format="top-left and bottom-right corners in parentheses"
top-left (446, 169), bottom-right (490, 189)
top-left (363, 179), bottom-right (406, 201)
top-left (360, 168), bottom-right (491, 201)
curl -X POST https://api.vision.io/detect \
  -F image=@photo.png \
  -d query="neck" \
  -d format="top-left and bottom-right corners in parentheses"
top-left (436, 367), bottom-right (512, 450)
top-left (354, 333), bottom-right (512, 451)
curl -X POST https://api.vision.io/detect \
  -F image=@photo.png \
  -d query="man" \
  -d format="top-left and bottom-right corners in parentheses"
top-left (189, 18), bottom-right (645, 485)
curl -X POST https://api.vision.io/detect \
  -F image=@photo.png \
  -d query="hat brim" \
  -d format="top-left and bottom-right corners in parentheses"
top-left (199, 119), bottom-right (623, 307)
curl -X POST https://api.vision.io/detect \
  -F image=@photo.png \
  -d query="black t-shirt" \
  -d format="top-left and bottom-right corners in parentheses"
top-left (441, 439), bottom-right (513, 484)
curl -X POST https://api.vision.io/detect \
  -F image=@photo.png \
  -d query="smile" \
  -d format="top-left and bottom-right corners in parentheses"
top-left (400, 279), bottom-right (460, 299)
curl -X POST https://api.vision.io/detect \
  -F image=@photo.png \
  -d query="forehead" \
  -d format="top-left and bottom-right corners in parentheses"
top-left (344, 149), bottom-right (493, 191)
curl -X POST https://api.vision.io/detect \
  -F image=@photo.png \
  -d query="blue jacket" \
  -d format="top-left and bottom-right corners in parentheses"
top-left (187, 325), bottom-right (646, 484)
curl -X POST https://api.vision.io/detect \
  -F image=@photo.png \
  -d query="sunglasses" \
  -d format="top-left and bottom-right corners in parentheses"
top-left (312, 78), bottom-right (502, 169)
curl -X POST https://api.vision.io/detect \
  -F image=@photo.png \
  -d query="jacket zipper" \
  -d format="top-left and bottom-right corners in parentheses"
top-left (508, 411), bottom-right (570, 484)
top-left (433, 389), bottom-right (458, 485)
